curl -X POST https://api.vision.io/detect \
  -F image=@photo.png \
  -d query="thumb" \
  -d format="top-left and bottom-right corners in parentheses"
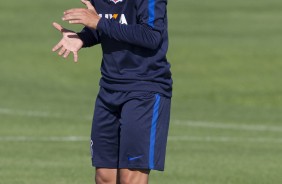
top-left (81, 0), bottom-right (95, 10)
top-left (52, 22), bottom-right (64, 32)
top-left (52, 22), bottom-right (69, 33)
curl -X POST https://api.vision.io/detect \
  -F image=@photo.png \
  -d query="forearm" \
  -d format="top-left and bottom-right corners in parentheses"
top-left (77, 27), bottom-right (101, 48)
top-left (97, 18), bottom-right (162, 50)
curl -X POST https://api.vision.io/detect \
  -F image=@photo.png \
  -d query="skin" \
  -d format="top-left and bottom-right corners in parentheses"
top-left (52, 0), bottom-right (100, 62)
top-left (95, 168), bottom-right (150, 184)
top-left (62, 0), bottom-right (101, 29)
top-left (52, 22), bottom-right (83, 62)
top-left (52, 1), bottom-right (151, 183)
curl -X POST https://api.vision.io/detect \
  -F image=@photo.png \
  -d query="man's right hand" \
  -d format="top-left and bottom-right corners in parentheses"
top-left (52, 22), bottom-right (83, 62)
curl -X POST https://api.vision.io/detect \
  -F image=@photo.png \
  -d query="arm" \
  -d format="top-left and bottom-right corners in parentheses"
top-left (63, 0), bottom-right (101, 48)
top-left (63, 0), bottom-right (167, 50)
top-left (96, 0), bottom-right (167, 50)
top-left (77, 26), bottom-right (101, 48)
top-left (97, 19), bottom-right (161, 50)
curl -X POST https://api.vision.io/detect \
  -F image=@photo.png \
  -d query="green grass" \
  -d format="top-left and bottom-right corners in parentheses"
top-left (1, 0), bottom-right (282, 183)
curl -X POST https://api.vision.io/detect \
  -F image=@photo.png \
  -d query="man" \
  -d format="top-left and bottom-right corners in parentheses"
top-left (52, 0), bottom-right (172, 183)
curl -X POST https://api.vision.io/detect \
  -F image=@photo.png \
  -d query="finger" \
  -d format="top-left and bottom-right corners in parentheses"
top-left (62, 16), bottom-right (83, 24)
top-left (52, 22), bottom-right (64, 32)
top-left (63, 12), bottom-right (82, 19)
top-left (69, 20), bottom-right (83, 24)
top-left (58, 47), bottom-right (66, 56)
top-left (81, 0), bottom-right (95, 10)
top-left (52, 22), bottom-right (69, 33)
top-left (63, 50), bottom-right (71, 59)
top-left (63, 14), bottom-right (82, 21)
top-left (52, 41), bottom-right (63, 52)
top-left (64, 8), bottom-right (86, 15)
top-left (73, 51), bottom-right (78, 62)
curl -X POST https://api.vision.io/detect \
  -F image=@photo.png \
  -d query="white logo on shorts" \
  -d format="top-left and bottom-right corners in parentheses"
top-left (90, 140), bottom-right (94, 158)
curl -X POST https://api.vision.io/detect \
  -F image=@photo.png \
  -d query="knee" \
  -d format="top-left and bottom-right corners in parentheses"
top-left (96, 173), bottom-right (112, 184)
top-left (119, 169), bottom-right (149, 184)
top-left (95, 169), bottom-right (116, 184)
top-left (119, 175), bottom-right (131, 184)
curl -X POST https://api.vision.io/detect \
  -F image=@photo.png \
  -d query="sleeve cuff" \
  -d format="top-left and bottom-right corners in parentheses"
top-left (76, 32), bottom-right (89, 48)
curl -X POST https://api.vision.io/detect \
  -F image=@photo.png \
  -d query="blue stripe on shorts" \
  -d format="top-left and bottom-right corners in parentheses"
top-left (149, 94), bottom-right (160, 169)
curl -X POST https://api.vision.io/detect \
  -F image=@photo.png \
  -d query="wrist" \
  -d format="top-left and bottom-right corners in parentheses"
top-left (96, 17), bottom-right (105, 31)
top-left (95, 15), bottom-right (101, 29)
top-left (91, 15), bottom-right (101, 29)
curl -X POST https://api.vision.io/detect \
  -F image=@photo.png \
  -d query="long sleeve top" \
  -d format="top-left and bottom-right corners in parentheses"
top-left (77, 0), bottom-right (172, 97)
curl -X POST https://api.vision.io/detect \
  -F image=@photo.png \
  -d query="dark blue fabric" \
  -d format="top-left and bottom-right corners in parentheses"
top-left (77, 27), bottom-right (100, 47)
top-left (90, 87), bottom-right (171, 171)
top-left (78, 0), bottom-right (172, 97)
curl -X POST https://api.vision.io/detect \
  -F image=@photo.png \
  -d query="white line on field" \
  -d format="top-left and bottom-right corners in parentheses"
top-left (0, 136), bottom-right (88, 142)
top-left (168, 136), bottom-right (282, 143)
top-left (0, 136), bottom-right (282, 143)
top-left (1, 107), bottom-right (282, 132)
top-left (174, 120), bottom-right (282, 132)
top-left (0, 108), bottom-right (92, 120)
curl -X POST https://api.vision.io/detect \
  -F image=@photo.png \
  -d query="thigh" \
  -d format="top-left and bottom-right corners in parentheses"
top-left (91, 89), bottom-right (121, 168)
top-left (119, 92), bottom-right (171, 171)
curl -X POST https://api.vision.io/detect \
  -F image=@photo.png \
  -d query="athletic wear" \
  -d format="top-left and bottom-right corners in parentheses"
top-left (91, 87), bottom-right (170, 171)
top-left (77, 0), bottom-right (172, 171)
top-left (77, 0), bottom-right (172, 97)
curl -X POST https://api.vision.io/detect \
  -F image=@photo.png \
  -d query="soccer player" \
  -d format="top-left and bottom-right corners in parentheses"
top-left (52, 0), bottom-right (172, 183)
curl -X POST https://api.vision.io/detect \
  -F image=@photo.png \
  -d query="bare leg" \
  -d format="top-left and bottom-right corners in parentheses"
top-left (119, 169), bottom-right (150, 184)
top-left (95, 168), bottom-right (118, 184)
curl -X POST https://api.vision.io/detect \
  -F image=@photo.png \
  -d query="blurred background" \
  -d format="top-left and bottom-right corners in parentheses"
top-left (1, 0), bottom-right (282, 183)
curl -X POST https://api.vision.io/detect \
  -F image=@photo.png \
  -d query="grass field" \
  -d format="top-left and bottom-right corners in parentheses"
top-left (1, 0), bottom-right (282, 183)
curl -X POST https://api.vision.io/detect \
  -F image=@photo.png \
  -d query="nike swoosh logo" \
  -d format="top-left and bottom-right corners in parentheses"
top-left (128, 155), bottom-right (143, 161)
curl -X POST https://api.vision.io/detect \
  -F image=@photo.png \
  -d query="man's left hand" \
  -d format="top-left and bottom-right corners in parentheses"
top-left (62, 0), bottom-right (100, 29)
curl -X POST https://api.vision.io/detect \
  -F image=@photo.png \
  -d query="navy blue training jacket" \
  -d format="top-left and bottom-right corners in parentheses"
top-left (77, 0), bottom-right (172, 97)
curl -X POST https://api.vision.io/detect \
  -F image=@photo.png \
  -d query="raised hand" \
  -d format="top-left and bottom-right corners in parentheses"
top-left (62, 0), bottom-right (101, 29)
top-left (52, 22), bottom-right (83, 62)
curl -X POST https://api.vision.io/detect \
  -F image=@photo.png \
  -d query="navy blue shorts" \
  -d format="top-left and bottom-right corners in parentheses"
top-left (90, 87), bottom-right (171, 171)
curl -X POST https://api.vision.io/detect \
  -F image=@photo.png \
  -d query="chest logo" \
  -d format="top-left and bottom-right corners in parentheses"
top-left (110, 0), bottom-right (123, 4)
top-left (99, 14), bottom-right (128, 25)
